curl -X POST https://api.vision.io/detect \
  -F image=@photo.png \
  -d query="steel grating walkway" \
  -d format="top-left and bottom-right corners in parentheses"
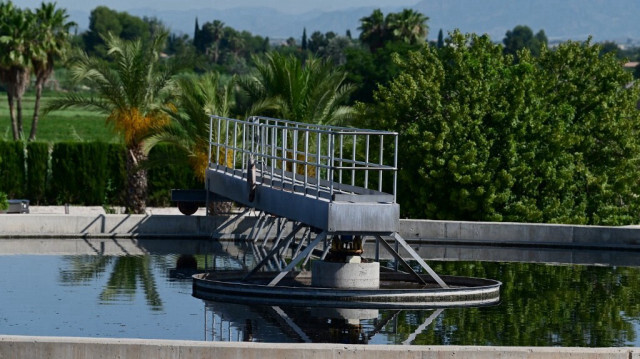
top-left (205, 115), bottom-right (400, 235)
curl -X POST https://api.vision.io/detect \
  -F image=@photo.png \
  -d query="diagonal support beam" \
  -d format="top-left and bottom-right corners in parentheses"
top-left (393, 232), bottom-right (448, 288)
top-left (376, 235), bottom-right (428, 286)
top-left (242, 222), bottom-right (305, 281)
top-left (268, 231), bottom-right (327, 287)
top-left (401, 309), bottom-right (444, 345)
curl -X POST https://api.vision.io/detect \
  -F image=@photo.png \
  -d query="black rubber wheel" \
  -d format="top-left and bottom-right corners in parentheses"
top-left (177, 201), bottom-right (198, 215)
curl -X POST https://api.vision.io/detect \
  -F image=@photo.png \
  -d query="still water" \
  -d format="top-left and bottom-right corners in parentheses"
top-left (1, 249), bottom-right (639, 346)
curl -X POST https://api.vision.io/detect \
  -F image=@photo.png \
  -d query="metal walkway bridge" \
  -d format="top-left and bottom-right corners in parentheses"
top-left (205, 115), bottom-right (447, 288)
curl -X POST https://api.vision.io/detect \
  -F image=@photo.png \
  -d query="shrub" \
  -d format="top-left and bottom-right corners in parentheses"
top-left (48, 142), bottom-right (110, 205)
top-left (0, 141), bottom-right (25, 198)
top-left (26, 142), bottom-right (50, 205)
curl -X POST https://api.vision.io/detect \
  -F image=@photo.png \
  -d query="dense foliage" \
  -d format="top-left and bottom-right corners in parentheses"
top-left (368, 31), bottom-right (640, 224)
top-left (26, 142), bottom-right (49, 204)
top-left (0, 141), bottom-right (197, 207)
top-left (0, 141), bottom-right (25, 198)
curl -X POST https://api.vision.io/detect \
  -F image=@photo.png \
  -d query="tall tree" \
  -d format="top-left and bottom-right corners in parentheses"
top-left (45, 33), bottom-right (174, 214)
top-left (301, 28), bottom-right (308, 51)
top-left (387, 8), bottom-right (429, 45)
top-left (238, 52), bottom-right (354, 126)
top-left (29, 2), bottom-right (76, 141)
top-left (358, 8), bottom-right (386, 52)
top-left (436, 29), bottom-right (444, 48)
top-left (193, 17), bottom-right (201, 50)
top-left (0, 1), bottom-right (33, 140)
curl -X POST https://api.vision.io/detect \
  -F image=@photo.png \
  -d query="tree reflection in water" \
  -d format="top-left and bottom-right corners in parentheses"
top-left (60, 255), bottom-right (163, 311)
top-left (204, 261), bottom-right (640, 347)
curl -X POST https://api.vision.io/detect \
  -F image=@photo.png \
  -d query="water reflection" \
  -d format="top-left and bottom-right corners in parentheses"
top-left (201, 261), bottom-right (640, 346)
top-left (44, 249), bottom-right (640, 346)
top-left (59, 256), bottom-right (163, 310)
top-left (203, 300), bottom-right (452, 344)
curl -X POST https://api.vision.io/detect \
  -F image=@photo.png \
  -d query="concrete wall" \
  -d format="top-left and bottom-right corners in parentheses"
top-left (399, 219), bottom-right (640, 249)
top-left (0, 336), bottom-right (636, 359)
top-left (0, 214), bottom-right (259, 239)
top-left (1, 214), bottom-right (640, 249)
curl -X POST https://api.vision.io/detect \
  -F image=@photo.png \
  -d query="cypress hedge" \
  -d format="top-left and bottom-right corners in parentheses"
top-left (49, 142), bottom-right (110, 205)
top-left (0, 141), bottom-right (25, 198)
top-left (26, 142), bottom-right (50, 205)
top-left (0, 141), bottom-right (200, 206)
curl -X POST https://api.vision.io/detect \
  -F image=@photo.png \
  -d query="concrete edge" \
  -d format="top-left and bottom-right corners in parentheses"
top-left (0, 336), bottom-right (637, 359)
top-left (2, 214), bottom-right (640, 249)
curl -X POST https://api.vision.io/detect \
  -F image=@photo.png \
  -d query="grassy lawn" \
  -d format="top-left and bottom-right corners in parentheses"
top-left (0, 90), bottom-right (122, 143)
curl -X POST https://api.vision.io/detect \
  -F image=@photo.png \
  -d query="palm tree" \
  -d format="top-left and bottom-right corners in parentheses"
top-left (358, 9), bottom-right (386, 52)
top-left (387, 9), bottom-right (429, 45)
top-left (238, 52), bottom-right (354, 126)
top-left (0, 1), bottom-right (33, 140)
top-left (45, 33), bottom-right (174, 214)
top-left (208, 20), bottom-right (225, 63)
top-left (145, 72), bottom-right (235, 182)
top-left (29, 2), bottom-right (76, 141)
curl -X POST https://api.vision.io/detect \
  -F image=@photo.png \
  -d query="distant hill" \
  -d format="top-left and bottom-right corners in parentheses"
top-left (69, 0), bottom-right (640, 43)
top-left (415, 0), bottom-right (640, 42)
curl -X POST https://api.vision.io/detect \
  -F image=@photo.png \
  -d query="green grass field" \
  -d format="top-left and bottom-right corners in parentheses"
top-left (0, 90), bottom-right (122, 143)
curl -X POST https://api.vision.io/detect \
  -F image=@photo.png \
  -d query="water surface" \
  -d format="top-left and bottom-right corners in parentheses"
top-left (1, 250), bottom-right (639, 346)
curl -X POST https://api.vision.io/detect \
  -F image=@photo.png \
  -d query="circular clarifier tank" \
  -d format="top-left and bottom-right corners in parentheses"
top-left (192, 270), bottom-right (501, 309)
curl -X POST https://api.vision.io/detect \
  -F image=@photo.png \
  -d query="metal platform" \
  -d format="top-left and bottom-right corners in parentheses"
top-left (205, 115), bottom-right (399, 234)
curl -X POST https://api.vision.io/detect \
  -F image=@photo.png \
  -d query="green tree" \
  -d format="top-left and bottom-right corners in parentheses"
top-left (28, 2), bottom-right (76, 141)
top-left (358, 9), bottom-right (386, 52)
top-left (199, 20), bottom-right (225, 62)
top-left (301, 28), bottom-right (308, 51)
top-left (367, 31), bottom-right (640, 224)
top-left (599, 41), bottom-right (619, 56)
top-left (317, 36), bottom-right (354, 66)
top-left (358, 8), bottom-right (429, 52)
top-left (238, 52), bottom-right (354, 126)
top-left (344, 40), bottom-right (421, 103)
top-left (386, 8), bottom-right (429, 45)
top-left (45, 33), bottom-right (174, 214)
top-left (0, 1), bottom-right (33, 140)
top-left (503, 25), bottom-right (547, 58)
top-left (82, 6), bottom-right (155, 58)
top-left (436, 29), bottom-right (444, 48)
top-left (145, 72), bottom-right (235, 181)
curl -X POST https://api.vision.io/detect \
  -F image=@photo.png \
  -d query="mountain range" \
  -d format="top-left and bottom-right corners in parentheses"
top-left (69, 0), bottom-right (640, 43)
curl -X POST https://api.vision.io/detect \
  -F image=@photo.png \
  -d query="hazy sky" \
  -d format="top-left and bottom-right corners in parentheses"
top-left (16, 0), bottom-right (419, 13)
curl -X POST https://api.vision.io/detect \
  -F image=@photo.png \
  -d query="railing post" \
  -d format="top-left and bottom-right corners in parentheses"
top-left (329, 132), bottom-right (335, 198)
top-left (379, 135), bottom-right (384, 192)
top-left (351, 134), bottom-right (356, 187)
top-left (394, 134), bottom-right (398, 203)
top-left (364, 134), bottom-right (370, 189)
top-left (216, 117), bottom-right (221, 165)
